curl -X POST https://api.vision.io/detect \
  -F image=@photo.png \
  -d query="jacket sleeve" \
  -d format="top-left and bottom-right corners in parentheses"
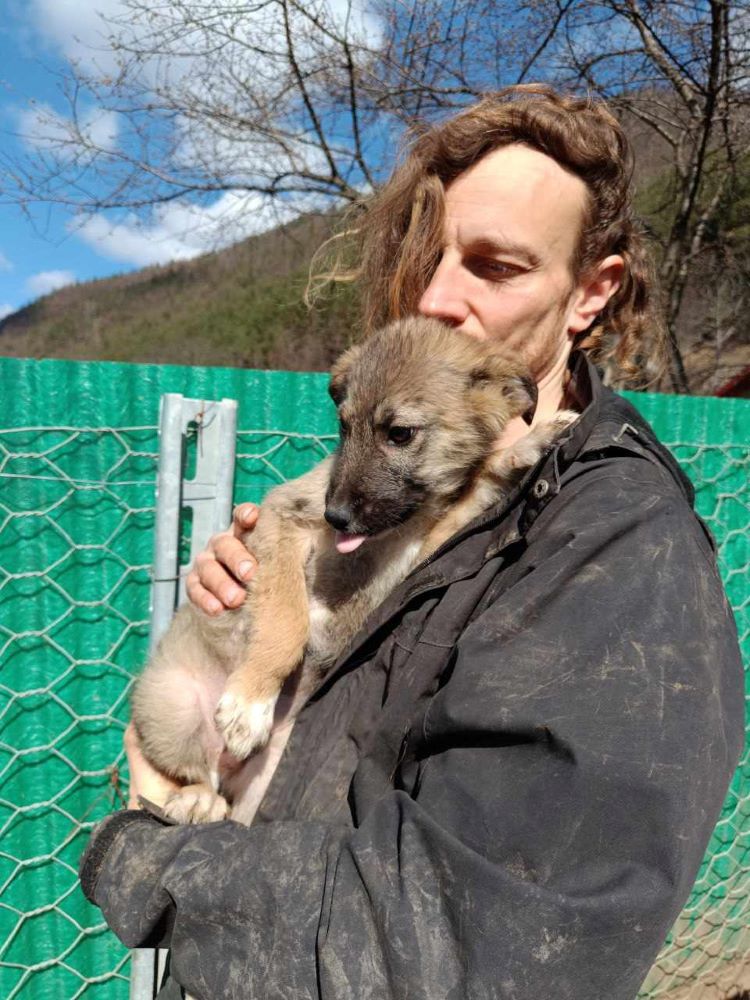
top-left (80, 458), bottom-right (745, 1000)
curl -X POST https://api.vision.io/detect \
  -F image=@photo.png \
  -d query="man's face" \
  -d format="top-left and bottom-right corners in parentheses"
top-left (417, 144), bottom-right (592, 381)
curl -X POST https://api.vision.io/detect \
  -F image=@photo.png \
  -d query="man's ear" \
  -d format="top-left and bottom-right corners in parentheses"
top-left (328, 344), bottom-right (361, 406)
top-left (567, 255), bottom-right (624, 335)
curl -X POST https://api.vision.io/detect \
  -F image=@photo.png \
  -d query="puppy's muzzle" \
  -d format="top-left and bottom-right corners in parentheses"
top-left (325, 505), bottom-right (354, 532)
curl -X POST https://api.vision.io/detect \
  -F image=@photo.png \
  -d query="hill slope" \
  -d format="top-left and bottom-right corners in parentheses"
top-left (0, 213), bottom-right (359, 371)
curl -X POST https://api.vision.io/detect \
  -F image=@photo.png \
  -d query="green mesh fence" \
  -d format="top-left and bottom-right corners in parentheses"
top-left (0, 357), bottom-right (747, 1000)
top-left (626, 392), bottom-right (750, 1000)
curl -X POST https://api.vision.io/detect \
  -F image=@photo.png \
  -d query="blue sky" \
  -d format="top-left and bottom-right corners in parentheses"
top-left (0, 0), bottom-right (354, 321)
top-left (0, 2), bottom-right (160, 319)
top-left (0, 13), bottom-right (94, 317)
top-left (0, 1), bottom-right (570, 325)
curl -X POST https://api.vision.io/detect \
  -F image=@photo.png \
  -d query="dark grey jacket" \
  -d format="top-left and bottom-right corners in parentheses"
top-left (80, 354), bottom-right (745, 1000)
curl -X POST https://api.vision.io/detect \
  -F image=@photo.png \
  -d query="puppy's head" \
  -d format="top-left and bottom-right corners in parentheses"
top-left (325, 317), bottom-right (537, 550)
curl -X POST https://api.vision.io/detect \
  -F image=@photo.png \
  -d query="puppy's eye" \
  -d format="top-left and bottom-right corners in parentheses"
top-left (387, 426), bottom-right (417, 446)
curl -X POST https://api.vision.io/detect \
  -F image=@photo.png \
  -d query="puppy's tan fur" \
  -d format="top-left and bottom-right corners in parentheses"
top-left (132, 318), bottom-right (575, 824)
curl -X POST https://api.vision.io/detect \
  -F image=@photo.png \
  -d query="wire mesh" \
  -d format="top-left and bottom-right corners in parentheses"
top-left (0, 426), bottom-right (157, 1000)
top-left (636, 435), bottom-right (749, 1000)
top-left (0, 381), bottom-right (747, 1000)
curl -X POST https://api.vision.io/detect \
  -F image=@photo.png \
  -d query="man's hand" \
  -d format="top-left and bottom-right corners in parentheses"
top-left (124, 723), bottom-right (181, 810)
top-left (186, 503), bottom-right (260, 615)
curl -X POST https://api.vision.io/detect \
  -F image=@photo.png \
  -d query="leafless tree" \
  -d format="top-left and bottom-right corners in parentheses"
top-left (2, 0), bottom-right (748, 390)
top-left (544, 0), bottom-right (750, 391)
top-left (2, 2), bottom-right (512, 215)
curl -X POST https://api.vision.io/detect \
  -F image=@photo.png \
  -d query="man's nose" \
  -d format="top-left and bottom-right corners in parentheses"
top-left (417, 257), bottom-right (470, 327)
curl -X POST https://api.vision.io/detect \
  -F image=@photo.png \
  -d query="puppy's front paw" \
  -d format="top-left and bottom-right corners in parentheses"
top-left (162, 783), bottom-right (229, 824)
top-left (215, 689), bottom-right (278, 758)
top-left (550, 409), bottom-right (578, 433)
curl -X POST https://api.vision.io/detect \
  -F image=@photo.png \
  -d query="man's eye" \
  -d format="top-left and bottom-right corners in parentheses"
top-left (387, 426), bottom-right (417, 446)
top-left (469, 257), bottom-right (517, 280)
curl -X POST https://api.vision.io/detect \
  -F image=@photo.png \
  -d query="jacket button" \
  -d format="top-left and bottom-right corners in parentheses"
top-left (533, 479), bottom-right (550, 498)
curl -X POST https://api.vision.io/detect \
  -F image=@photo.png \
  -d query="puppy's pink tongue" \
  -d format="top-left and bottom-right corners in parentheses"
top-left (335, 532), bottom-right (367, 554)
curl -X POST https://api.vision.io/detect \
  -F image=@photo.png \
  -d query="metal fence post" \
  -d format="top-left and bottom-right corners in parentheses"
top-left (130, 394), bottom-right (238, 1000)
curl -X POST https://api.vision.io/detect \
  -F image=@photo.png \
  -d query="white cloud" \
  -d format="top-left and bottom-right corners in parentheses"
top-left (27, 0), bottom-right (125, 74)
top-left (0, 304), bottom-right (16, 321)
top-left (26, 270), bottom-right (76, 296)
top-left (83, 109), bottom-right (119, 150)
top-left (73, 190), bottom-right (308, 267)
top-left (18, 102), bottom-right (118, 155)
top-left (0, 252), bottom-right (12, 272)
top-left (26, 0), bottom-right (381, 79)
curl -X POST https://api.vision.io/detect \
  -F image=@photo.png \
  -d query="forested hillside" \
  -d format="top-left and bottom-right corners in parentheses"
top-left (0, 213), bottom-right (360, 372)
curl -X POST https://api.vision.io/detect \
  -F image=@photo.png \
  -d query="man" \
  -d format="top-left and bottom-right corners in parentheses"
top-left (80, 85), bottom-right (744, 999)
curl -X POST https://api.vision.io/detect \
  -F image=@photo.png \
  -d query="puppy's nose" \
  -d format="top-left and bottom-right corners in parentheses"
top-left (325, 506), bottom-right (352, 532)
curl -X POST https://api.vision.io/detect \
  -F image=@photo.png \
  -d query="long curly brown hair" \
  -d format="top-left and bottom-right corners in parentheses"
top-left (310, 84), bottom-right (666, 386)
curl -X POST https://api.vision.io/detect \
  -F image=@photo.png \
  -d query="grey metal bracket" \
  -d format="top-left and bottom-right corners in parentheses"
top-left (150, 393), bottom-right (238, 646)
top-left (130, 393), bottom-right (238, 1000)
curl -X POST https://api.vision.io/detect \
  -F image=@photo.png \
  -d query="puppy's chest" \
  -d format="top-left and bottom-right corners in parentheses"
top-left (305, 532), bottom-right (424, 666)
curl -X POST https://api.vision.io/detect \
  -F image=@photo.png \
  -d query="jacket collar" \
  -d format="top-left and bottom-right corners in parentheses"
top-left (558, 351), bottom-right (694, 503)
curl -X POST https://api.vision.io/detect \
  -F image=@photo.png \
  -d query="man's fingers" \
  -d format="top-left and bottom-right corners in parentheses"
top-left (185, 514), bottom-right (258, 614)
top-left (124, 721), bottom-right (141, 757)
top-left (233, 503), bottom-right (259, 535)
top-left (185, 568), bottom-right (225, 615)
top-left (210, 533), bottom-right (257, 586)
top-left (124, 723), bottom-right (180, 810)
top-left (190, 552), bottom-right (246, 609)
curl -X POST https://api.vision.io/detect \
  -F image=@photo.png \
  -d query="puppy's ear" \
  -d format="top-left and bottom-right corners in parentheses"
top-left (471, 354), bottom-right (538, 425)
top-left (328, 373), bottom-right (347, 407)
top-left (502, 371), bottom-right (538, 425)
top-left (328, 344), bottom-right (361, 406)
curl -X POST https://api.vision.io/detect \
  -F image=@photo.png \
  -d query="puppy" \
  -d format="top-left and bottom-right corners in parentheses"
top-left (131, 317), bottom-right (576, 824)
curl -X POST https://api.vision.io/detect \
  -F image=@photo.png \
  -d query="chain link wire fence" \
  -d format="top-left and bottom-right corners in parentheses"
top-left (0, 357), bottom-right (747, 1000)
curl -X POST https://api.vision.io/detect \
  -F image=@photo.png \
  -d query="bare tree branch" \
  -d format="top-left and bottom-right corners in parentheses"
top-left (2, 0), bottom-right (747, 392)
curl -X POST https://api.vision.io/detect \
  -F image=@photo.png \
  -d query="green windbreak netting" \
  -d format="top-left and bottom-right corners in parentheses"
top-left (0, 356), bottom-right (747, 1000)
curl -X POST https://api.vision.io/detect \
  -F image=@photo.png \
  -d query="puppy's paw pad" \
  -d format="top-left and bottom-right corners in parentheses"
top-left (162, 785), bottom-right (229, 824)
top-left (215, 691), bottom-right (277, 758)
